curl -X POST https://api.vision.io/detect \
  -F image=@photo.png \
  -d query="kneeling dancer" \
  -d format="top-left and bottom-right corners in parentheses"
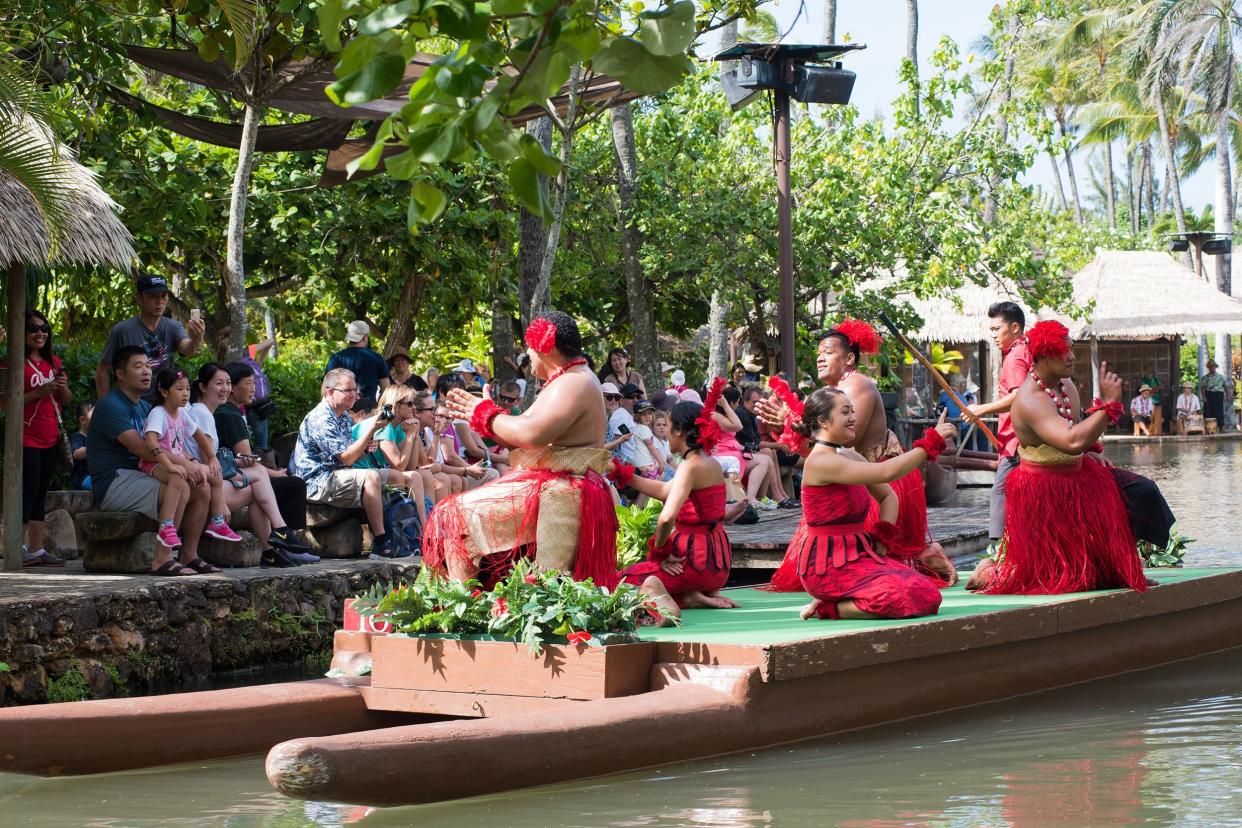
top-left (618, 380), bottom-right (738, 622)
top-left (975, 320), bottom-right (1148, 595)
top-left (423, 312), bottom-right (617, 587)
top-left (793, 387), bottom-right (957, 621)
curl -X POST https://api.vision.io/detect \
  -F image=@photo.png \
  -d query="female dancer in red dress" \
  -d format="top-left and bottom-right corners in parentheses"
top-left (618, 385), bottom-right (739, 623)
top-left (792, 387), bottom-right (958, 621)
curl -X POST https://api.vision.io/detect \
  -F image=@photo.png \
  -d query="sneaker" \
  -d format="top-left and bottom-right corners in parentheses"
top-left (156, 524), bottom-right (184, 550)
top-left (369, 535), bottom-right (396, 559)
top-left (205, 520), bottom-right (244, 542)
top-left (286, 551), bottom-right (321, 564)
top-left (260, 547), bottom-right (300, 568)
top-left (268, 526), bottom-right (312, 554)
top-left (34, 548), bottom-right (65, 567)
top-left (757, 498), bottom-right (779, 511)
top-left (22, 550), bottom-right (48, 568)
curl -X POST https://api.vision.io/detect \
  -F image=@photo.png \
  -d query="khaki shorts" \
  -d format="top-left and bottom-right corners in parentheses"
top-left (98, 468), bottom-right (161, 520)
top-left (308, 468), bottom-right (384, 508)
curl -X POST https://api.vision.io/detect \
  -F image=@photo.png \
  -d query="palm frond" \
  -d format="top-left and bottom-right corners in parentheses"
top-left (740, 10), bottom-right (779, 43)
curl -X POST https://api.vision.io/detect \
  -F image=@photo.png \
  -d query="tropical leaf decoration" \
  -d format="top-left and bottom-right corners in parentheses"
top-left (904, 342), bottom-right (965, 374)
top-left (615, 502), bottom-right (662, 569)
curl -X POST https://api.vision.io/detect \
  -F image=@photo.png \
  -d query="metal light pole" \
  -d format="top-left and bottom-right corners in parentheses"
top-left (715, 43), bottom-right (864, 379)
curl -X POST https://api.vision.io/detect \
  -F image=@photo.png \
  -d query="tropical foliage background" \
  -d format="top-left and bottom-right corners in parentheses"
top-left (3, 0), bottom-right (1237, 405)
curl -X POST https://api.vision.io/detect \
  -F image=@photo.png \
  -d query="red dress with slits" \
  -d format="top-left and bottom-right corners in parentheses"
top-left (622, 483), bottom-right (732, 606)
top-left (794, 483), bottom-right (942, 620)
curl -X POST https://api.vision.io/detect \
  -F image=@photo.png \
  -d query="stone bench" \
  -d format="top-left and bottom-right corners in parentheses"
top-left (305, 503), bottom-right (367, 559)
top-left (74, 510), bottom-right (263, 573)
top-left (40, 490), bottom-right (95, 561)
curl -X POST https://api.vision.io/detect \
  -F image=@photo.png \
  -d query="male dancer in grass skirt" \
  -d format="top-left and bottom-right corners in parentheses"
top-left (424, 311), bottom-right (618, 588)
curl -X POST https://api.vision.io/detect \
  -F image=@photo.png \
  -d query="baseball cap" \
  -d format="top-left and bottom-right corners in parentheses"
top-left (633, 400), bottom-right (653, 413)
top-left (136, 274), bottom-right (169, 295)
top-left (600, 382), bottom-right (622, 397)
top-left (619, 382), bottom-right (643, 399)
top-left (346, 321), bottom-right (370, 342)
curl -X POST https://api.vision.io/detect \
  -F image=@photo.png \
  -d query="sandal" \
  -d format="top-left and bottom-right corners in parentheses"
top-left (182, 558), bottom-right (222, 574)
top-left (149, 559), bottom-right (196, 577)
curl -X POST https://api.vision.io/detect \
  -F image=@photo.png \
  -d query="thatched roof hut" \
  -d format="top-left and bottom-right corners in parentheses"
top-left (2, 114), bottom-right (134, 570)
top-left (0, 117), bottom-right (134, 269)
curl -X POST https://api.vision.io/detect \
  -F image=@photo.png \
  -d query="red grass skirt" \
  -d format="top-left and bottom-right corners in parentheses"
top-left (985, 455), bottom-right (1147, 595)
top-left (621, 522), bottom-right (731, 606)
top-left (763, 467), bottom-right (933, 592)
top-left (797, 522), bottom-right (942, 620)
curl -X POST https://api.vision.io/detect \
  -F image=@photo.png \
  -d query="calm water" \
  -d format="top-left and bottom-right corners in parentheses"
top-left (3, 441), bottom-right (1240, 827)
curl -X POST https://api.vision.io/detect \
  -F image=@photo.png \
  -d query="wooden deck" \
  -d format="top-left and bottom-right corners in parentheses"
top-left (724, 502), bottom-right (990, 569)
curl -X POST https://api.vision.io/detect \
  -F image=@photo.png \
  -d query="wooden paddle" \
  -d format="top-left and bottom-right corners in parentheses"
top-left (877, 312), bottom-right (1002, 451)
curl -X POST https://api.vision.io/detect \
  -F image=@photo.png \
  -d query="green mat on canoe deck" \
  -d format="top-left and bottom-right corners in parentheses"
top-left (635, 567), bottom-right (1237, 646)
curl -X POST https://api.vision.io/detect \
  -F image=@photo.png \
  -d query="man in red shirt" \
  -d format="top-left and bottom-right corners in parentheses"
top-left (967, 301), bottom-right (1029, 543)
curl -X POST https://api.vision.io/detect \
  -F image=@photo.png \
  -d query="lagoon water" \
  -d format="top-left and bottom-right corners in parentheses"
top-left (3, 440), bottom-right (1241, 827)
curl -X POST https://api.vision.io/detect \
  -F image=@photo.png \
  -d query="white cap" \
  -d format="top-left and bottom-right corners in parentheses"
top-left (670, 369), bottom-right (686, 386)
top-left (600, 382), bottom-right (622, 396)
top-left (454, 359), bottom-right (476, 373)
top-left (346, 321), bottom-right (370, 343)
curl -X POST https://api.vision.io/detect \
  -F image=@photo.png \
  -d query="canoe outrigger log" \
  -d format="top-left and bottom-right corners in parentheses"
top-left (3, 567), bottom-right (1240, 807)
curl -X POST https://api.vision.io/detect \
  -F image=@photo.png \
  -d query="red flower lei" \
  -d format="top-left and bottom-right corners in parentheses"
top-left (525, 318), bottom-right (558, 354)
top-left (1085, 398), bottom-right (1124, 425)
top-left (912, 427), bottom-right (947, 461)
top-left (544, 356), bottom-right (587, 388)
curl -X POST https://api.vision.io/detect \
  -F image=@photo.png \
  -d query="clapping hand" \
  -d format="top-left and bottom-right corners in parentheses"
top-left (755, 395), bottom-right (789, 430)
top-left (446, 388), bottom-right (479, 422)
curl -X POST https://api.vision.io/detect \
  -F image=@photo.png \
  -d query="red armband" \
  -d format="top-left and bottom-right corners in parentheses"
top-left (469, 399), bottom-right (506, 441)
top-left (647, 534), bottom-right (673, 561)
top-left (911, 427), bottom-right (947, 461)
top-left (1085, 398), bottom-right (1123, 425)
top-left (608, 458), bottom-right (635, 489)
top-left (870, 520), bottom-right (900, 550)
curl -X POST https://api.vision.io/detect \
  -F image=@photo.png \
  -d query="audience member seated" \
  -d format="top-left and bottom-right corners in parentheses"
top-left (187, 363), bottom-right (314, 567)
top-left (373, 384), bottom-right (439, 518)
top-left (1131, 385), bottom-right (1154, 436)
top-left (88, 345), bottom-right (211, 576)
top-left (732, 384), bottom-right (796, 508)
top-left (70, 401), bottom-right (94, 491)
top-left (436, 373), bottom-right (498, 469)
top-left (1175, 381), bottom-right (1201, 434)
top-left (651, 410), bottom-right (676, 480)
top-left (289, 367), bottom-right (394, 557)
top-left (666, 368), bottom-right (688, 394)
top-left (452, 359), bottom-right (483, 392)
top-left (430, 401), bottom-right (497, 488)
top-left (325, 321), bottom-right (390, 401)
top-left (386, 348), bottom-right (427, 391)
top-left (346, 394), bottom-right (428, 521)
top-left (602, 382), bottom-right (637, 465)
top-left (631, 401), bottom-right (668, 483)
top-left (599, 347), bottom-right (646, 395)
top-left (412, 391), bottom-right (465, 498)
top-left (95, 274), bottom-right (204, 402)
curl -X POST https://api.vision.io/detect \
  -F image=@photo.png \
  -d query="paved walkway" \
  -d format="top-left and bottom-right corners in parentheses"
top-left (0, 557), bottom-right (419, 606)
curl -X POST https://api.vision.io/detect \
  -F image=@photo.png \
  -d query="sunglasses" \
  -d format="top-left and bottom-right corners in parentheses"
top-left (415, 406), bottom-right (436, 412)
top-left (27, 324), bottom-right (50, 334)
top-left (498, 395), bottom-right (519, 404)
top-left (604, 395), bottom-right (622, 401)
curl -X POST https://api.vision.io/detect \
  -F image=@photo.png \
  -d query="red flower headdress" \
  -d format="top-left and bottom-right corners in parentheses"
top-left (834, 318), bottom-right (881, 355)
top-left (525, 317), bottom-right (558, 354)
top-left (1026, 320), bottom-right (1071, 361)
top-left (767, 375), bottom-right (808, 455)
top-left (694, 377), bottom-right (727, 452)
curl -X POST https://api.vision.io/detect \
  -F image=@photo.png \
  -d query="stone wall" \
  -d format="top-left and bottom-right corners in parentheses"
top-left (0, 562), bottom-right (415, 706)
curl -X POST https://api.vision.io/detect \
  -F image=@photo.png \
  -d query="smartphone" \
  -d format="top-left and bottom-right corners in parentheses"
top-left (190, 308), bottom-right (202, 323)
top-left (618, 424), bottom-right (631, 435)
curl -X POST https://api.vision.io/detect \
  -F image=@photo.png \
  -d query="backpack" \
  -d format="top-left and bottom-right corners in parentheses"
top-left (383, 490), bottom-right (422, 558)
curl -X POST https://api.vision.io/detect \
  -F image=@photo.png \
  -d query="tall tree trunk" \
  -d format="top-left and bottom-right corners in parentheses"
top-left (1103, 140), bottom-right (1117, 231)
top-left (822, 0), bottom-right (837, 42)
top-left (1047, 149), bottom-right (1069, 211)
top-left (1214, 109), bottom-right (1234, 428)
top-left (517, 118), bottom-right (552, 327)
top-left (610, 103), bottom-right (660, 385)
top-left (4, 262), bottom-right (25, 570)
top-left (707, 20), bottom-right (739, 381)
top-left (1057, 113), bottom-right (1084, 225)
top-left (384, 271), bottom-right (429, 355)
top-left (1143, 141), bottom-right (1157, 236)
top-left (530, 67), bottom-right (583, 320)
top-left (1154, 91), bottom-right (1188, 234)
top-left (224, 103), bottom-right (263, 360)
top-left (263, 303), bottom-right (277, 359)
top-left (488, 243), bottom-right (517, 383)
top-left (905, 0), bottom-right (919, 117)
top-left (984, 15), bottom-right (1018, 225)
top-left (1127, 148), bottom-right (1138, 235)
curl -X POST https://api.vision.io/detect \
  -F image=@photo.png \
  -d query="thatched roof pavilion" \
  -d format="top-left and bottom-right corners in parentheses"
top-left (2, 115), bottom-right (134, 570)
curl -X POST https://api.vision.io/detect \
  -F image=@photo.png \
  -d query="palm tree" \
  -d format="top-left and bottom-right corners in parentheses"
top-left (1145, 0), bottom-right (1239, 418)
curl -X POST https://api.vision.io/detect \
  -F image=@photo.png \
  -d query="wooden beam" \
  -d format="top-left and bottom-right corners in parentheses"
top-left (5, 262), bottom-right (25, 570)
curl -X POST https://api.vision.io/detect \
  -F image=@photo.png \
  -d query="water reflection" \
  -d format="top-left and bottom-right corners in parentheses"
top-left (8, 647), bottom-right (1242, 827)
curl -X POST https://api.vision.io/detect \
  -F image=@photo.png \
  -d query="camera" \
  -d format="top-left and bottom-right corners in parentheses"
top-left (379, 404), bottom-right (395, 422)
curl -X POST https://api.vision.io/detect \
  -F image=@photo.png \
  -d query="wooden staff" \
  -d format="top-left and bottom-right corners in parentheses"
top-left (878, 312), bottom-right (1002, 451)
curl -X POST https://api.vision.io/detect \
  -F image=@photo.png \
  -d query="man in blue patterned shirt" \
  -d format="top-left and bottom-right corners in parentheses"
top-left (290, 368), bottom-right (392, 556)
